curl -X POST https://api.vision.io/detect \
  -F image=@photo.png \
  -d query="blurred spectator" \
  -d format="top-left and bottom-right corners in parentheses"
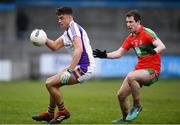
top-left (178, 18), bottom-right (180, 32)
top-left (16, 10), bottom-right (29, 40)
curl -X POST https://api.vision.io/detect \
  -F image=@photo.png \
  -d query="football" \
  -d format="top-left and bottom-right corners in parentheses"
top-left (30, 29), bottom-right (47, 46)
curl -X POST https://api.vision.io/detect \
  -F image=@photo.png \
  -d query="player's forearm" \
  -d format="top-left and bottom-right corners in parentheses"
top-left (45, 38), bottom-right (58, 51)
top-left (69, 49), bottom-right (82, 70)
top-left (107, 51), bottom-right (122, 59)
top-left (107, 48), bottom-right (126, 59)
top-left (154, 39), bottom-right (166, 54)
top-left (46, 38), bottom-right (64, 51)
top-left (154, 45), bottom-right (166, 54)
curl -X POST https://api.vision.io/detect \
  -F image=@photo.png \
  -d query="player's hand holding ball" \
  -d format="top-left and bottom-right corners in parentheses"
top-left (30, 29), bottom-right (47, 47)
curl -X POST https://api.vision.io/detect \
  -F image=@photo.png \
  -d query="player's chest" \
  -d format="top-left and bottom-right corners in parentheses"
top-left (64, 34), bottom-right (74, 48)
top-left (130, 35), bottom-right (148, 47)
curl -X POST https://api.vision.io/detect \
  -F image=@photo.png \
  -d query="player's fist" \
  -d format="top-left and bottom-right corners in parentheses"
top-left (60, 69), bottom-right (73, 84)
top-left (30, 29), bottom-right (47, 47)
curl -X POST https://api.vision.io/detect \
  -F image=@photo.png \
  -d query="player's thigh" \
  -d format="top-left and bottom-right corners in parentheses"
top-left (128, 69), bottom-right (151, 85)
top-left (47, 73), bottom-right (78, 87)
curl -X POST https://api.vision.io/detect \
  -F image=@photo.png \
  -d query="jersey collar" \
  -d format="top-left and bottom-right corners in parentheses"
top-left (66, 20), bottom-right (74, 30)
top-left (138, 25), bottom-right (143, 33)
top-left (69, 20), bottom-right (74, 26)
top-left (131, 25), bottom-right (143, 37)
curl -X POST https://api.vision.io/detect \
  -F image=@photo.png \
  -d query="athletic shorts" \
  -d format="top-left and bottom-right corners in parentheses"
top-left (145, 68), bottom-right (159, 86)
top-left (72, 66), bottom-right (95, 83)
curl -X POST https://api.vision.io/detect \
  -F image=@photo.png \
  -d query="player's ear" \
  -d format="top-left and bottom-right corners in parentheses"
top-left (68, 15), bottom-right (73, 20)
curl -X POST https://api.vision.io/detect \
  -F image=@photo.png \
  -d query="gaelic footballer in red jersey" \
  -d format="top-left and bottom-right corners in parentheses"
top-left (93, 10), bottom-right (166, 122)
top-left (121, 25), bottom-right (161, 74)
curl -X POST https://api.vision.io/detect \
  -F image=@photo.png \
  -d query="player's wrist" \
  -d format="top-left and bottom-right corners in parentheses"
top-left (104, 52), bottom-right (107, 58)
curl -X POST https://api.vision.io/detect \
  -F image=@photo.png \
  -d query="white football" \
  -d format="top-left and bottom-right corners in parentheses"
top-left (30, 29), bottom-right (47, 46)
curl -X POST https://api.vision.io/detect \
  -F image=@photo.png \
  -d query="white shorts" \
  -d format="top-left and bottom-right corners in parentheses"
top-left (72, 66), bottom-right (95, 83)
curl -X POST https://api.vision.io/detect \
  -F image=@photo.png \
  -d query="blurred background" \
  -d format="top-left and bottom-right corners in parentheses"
top-left (0, 0), bottom-right (180, 81)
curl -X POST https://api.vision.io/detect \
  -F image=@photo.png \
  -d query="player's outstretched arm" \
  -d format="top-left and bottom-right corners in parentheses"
top-left (107, 47), bottom-right (127, 59)
top-left (93, 47), bottom-right (127, 59)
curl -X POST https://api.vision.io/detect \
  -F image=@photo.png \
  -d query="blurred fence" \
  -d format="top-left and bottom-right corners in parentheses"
top-left (39, 54), bottom-right (180, 78)
top-left (0, 0), bottom-right (180, 80)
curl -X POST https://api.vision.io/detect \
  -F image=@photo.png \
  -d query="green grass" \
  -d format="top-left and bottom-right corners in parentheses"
top-left (0, 79), bottom-right (180, 124)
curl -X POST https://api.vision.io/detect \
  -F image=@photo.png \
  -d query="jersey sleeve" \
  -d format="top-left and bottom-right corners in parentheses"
top-left (60, 32), bottom-right (65, 40)
top-left (144, 28), bottom-right (159, 43)
top-left (121, 36), bottom-right (132, 51)
top-left (67, 22), bottom-right (81, 41)
top-left (60, 31), bottom-right (73, 48)
top-left (60, 32), bottom-right (66, 44)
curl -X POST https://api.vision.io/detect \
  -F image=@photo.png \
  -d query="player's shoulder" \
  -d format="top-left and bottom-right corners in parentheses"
top-left (123, 34), bottom-right (133, 44)
top-left (69, 20), bottom-right (83, 32)
top-left (143, 27), bottom-right (158, 39)
top-left (143, 27), bottom-right (156, 35)
top-left (126, 34), bottom-right (133, 40)
top-left (69, 20), bottom-right (79, 28)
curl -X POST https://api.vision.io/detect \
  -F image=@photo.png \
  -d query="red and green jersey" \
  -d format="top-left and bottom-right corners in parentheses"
top-left (121, 25), bottom-right (161, 74)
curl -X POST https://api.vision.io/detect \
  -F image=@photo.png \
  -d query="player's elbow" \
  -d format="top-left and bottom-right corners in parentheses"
top-left (157, 39), bottom-right (166, 53)
top-left (50, 46), bottom-right (60, 52)
top-left (161, 44), bottom-right (166, 52)
top-left (163, 44), bottom-right (166, 51)
top-left (51, 48), bottom-right (58, 52)
top-left (157, 43), bottom-right (166, 54)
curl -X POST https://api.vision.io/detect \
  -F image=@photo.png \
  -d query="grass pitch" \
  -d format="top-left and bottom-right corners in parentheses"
top-left (0, 78), bottom-right (180, 124)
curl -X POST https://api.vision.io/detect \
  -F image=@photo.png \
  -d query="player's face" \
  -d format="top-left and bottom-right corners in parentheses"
top-left (126, 16), bottom-right (140, 33)
top-left (58, 14), bottom-right (72, 28)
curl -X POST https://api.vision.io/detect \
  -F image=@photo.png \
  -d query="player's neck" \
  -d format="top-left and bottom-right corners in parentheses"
top-left (66, 19), bottom-right (74, 29)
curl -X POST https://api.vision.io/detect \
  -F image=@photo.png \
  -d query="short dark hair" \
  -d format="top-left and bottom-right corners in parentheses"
top-left (126, 9), bottom-right (141, 22)
top-left (56, 7), bottom-right (73, 16)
